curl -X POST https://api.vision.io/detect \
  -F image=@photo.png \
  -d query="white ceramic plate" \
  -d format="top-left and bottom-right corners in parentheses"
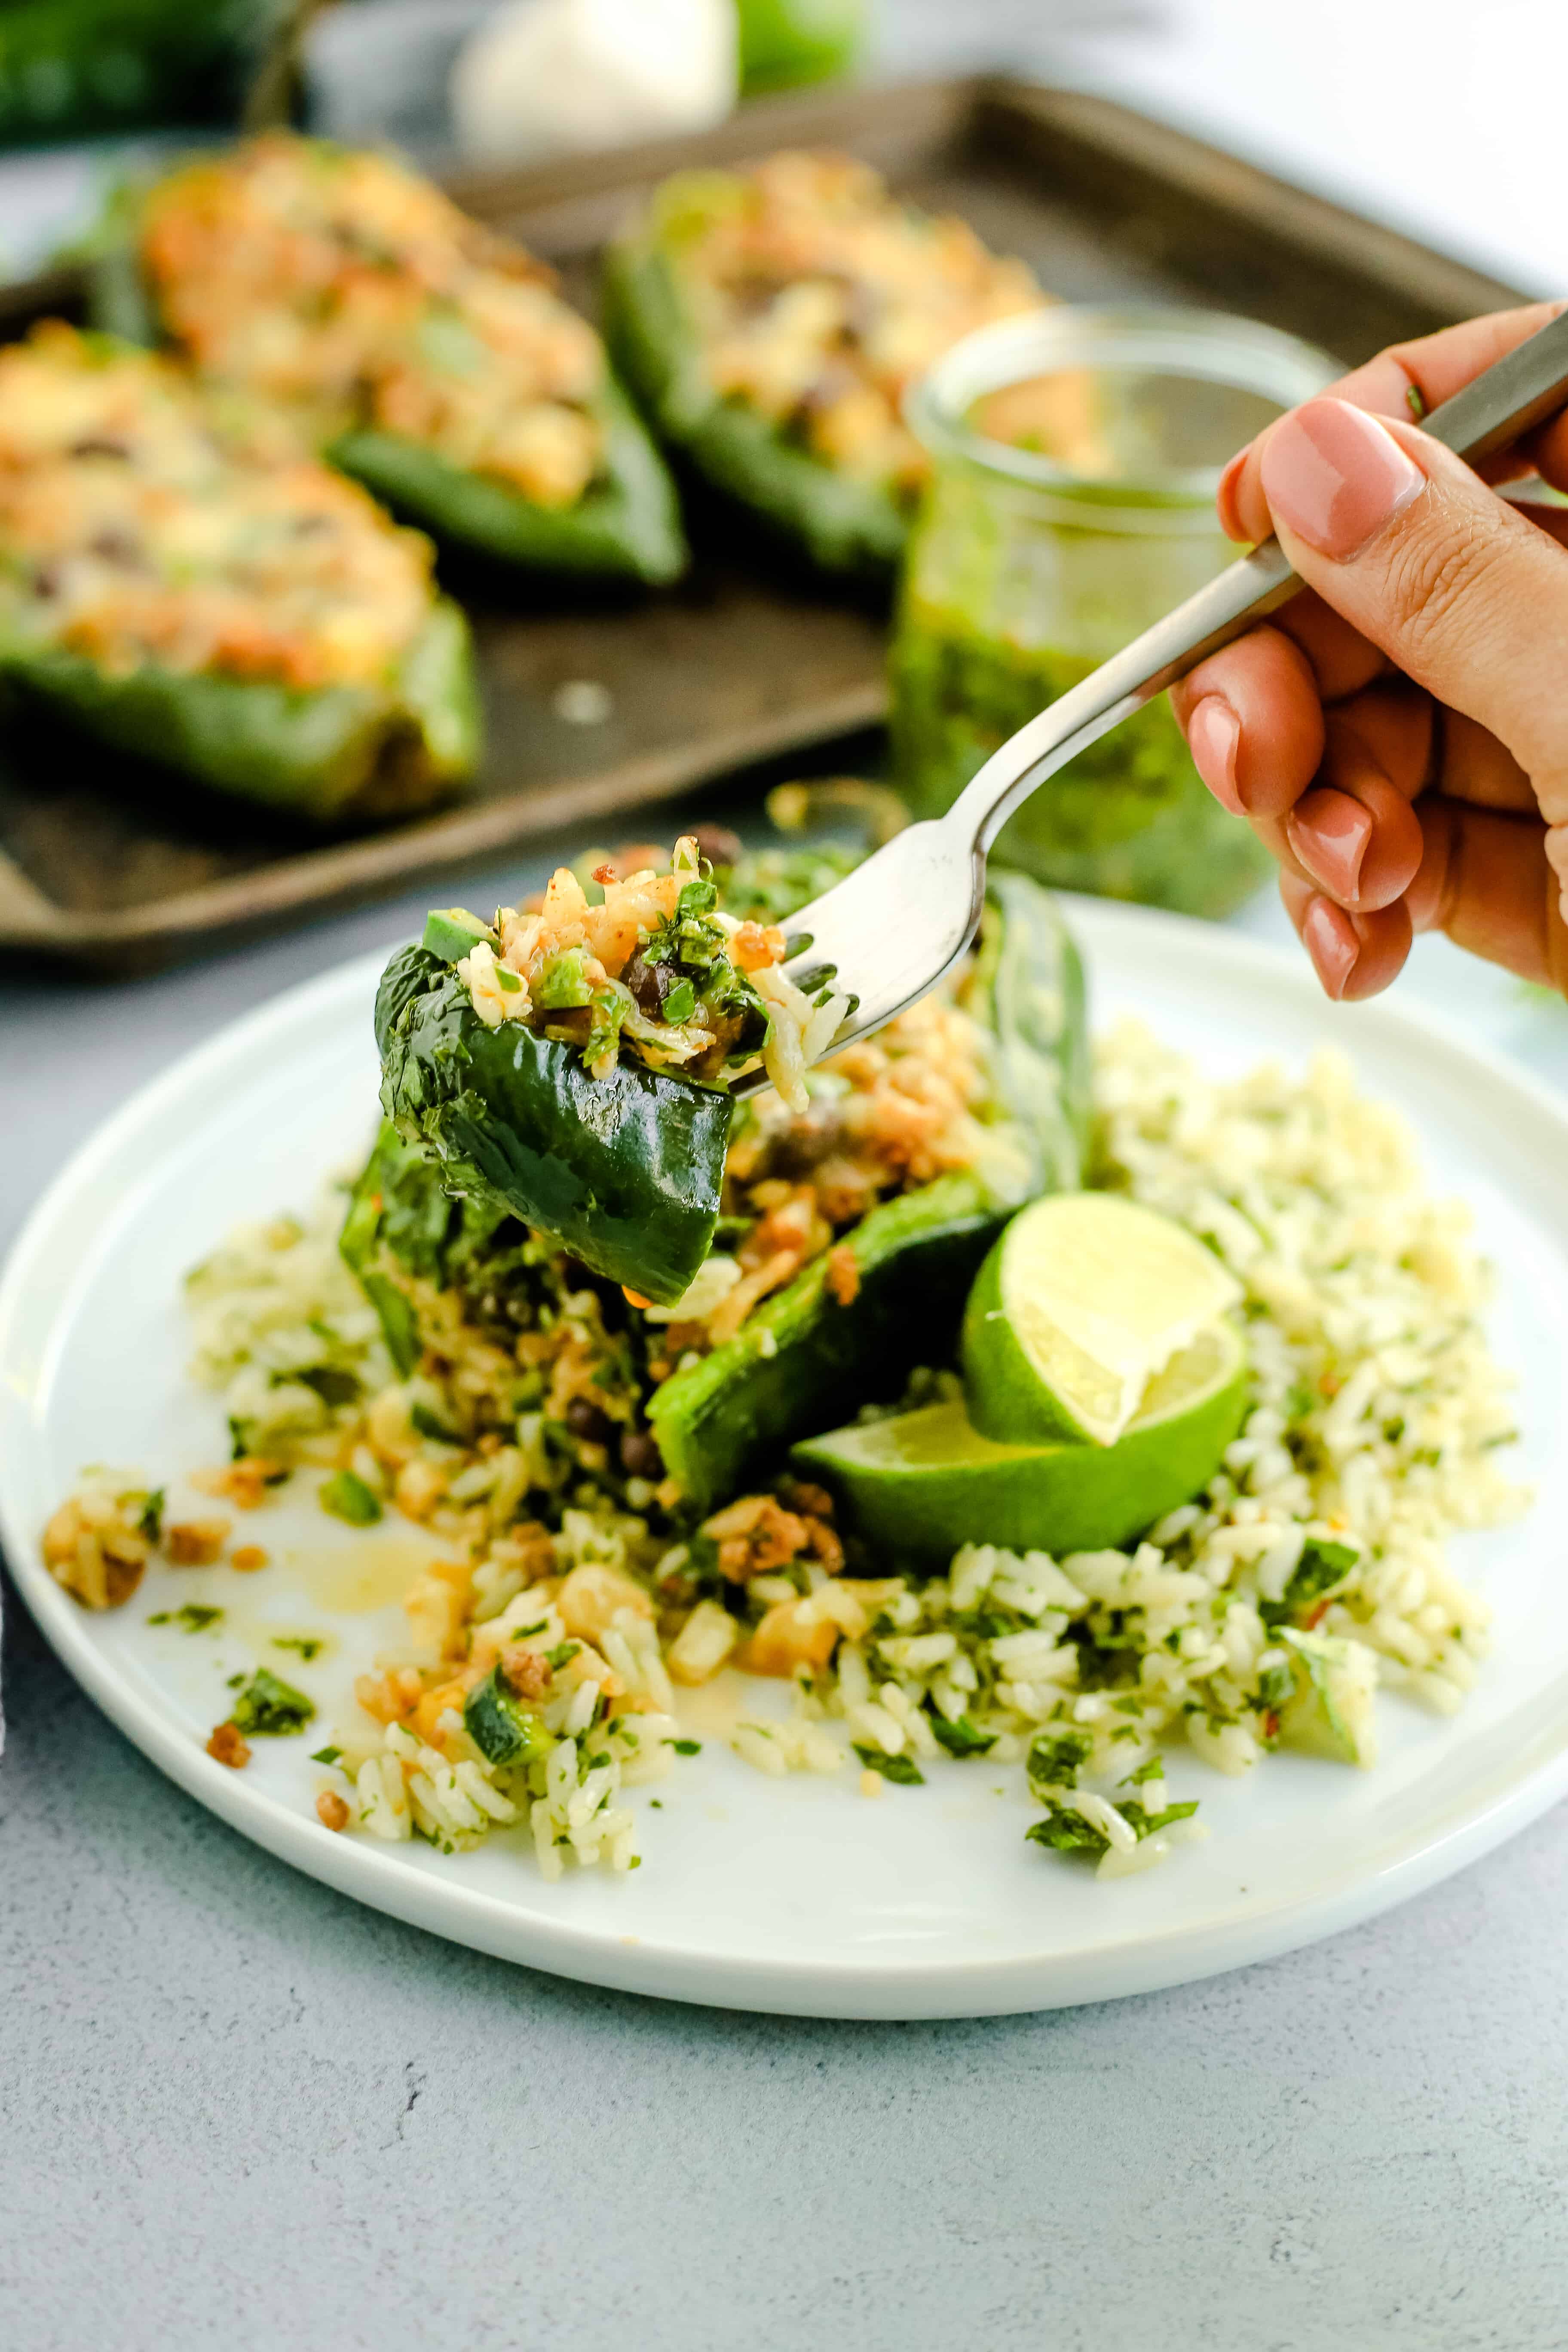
top-left (4, 899), bottom-right (1568, 2019)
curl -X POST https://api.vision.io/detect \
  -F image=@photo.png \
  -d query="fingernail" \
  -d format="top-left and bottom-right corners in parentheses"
top-left (1301, 894), bottom-right (1359, 999)
top-left (1216, 446), bottom-right (1253, 541)
top-left (1260, 398), bottom-right (1424, 560)
top-left (1187, 696), bottom-right (1245, 814)
top-left (1287, 788), bottom-right (1373, 903)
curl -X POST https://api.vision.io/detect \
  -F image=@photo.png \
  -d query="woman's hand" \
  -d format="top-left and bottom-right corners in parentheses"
top-left (1170, 301), bottom-right (1568, 998)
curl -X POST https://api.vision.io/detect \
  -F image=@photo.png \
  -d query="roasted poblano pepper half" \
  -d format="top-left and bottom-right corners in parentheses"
top-left (0, 597), bottom-right (479, 824)
top-left (326, 373), bottom-right (687, 588)
top-left (92, 146), bottom-right (689, 589)
top-left (374, 943), bottom-right (733, 1306)
top-left (0, 322), bottom-right (481, 821)
top-left (601, 193), bottom-right (907, 580)
top-left (649, 875), bottom-right (1090, 1507)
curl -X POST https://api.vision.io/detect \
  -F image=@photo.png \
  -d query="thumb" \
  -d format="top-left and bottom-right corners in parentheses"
top-left (1257, 397), bottom-right (1568, 821)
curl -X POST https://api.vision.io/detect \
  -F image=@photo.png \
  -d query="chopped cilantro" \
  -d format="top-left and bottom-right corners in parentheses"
top-left (1122, 1798), bottom-right (1200, 1839)
top-left (296, 1365), bottom-right (361, 1409)
top-left (1026, 1807), bottom-right (1109, 1856)
top-left (543, 1640), bottom-right (579, 1670)
top-left (1256, 1657), bottom-right (1295, 1715)
top-left (1026, 1727), bottom-right (1093, 1788)
top-left (853, 1744), bottom-right (925, 1785)
top-left (273, 1636), bottom-right (324, 1661)
top-left (149, 1602), bottom-right (223, 1633)
top-left (231, 1666), bottom-right (315, 1737)
top-left (1260, 1537), bottom-right (1359, 1629)
top-left (310, 1745), bottom-right (343, 1766)
top-left (409, 1401), bottom-right (459, 1444)
top-left (319, 1469), bottom-right (383, 1526)
top-left (671, 1738), bottom-right (702, 1756)
top-left (135, 1487), bottom-right (165, 1544)
top-left (930, 1714), bottom-right (996, 1758)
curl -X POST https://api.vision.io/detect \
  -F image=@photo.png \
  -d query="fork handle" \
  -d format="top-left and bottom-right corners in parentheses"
top-left (949, 305), bottom-right (1568, 856)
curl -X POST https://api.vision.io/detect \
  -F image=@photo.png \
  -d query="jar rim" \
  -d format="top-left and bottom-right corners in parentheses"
top-left (905, 305), bottom-right (1341, 533)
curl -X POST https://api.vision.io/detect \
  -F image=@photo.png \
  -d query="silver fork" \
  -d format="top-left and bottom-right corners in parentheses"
top-left (730, 304), bottom-right (1568, 1093)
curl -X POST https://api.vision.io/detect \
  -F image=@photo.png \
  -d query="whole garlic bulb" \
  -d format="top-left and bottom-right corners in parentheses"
top-left (450, 0), bottom-right (738, 168)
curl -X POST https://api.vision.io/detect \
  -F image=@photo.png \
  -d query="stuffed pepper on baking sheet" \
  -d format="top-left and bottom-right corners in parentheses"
top-left (0, 323), bottom-right (479, 823)
top-left (98, 133), bottom-right (688, 588)
top-left (603, 150), bottom-right (1044, 576)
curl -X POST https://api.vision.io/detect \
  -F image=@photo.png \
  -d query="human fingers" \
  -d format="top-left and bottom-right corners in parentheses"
top-left (1284, 692), bottom-right (1429, 912)
top-left (1217, 302), bottom-right (1568, 543)
top-left (1406, 798), bottom-right (1568, 991)
top-left (1248, 400), bottom-right (1568, 822)
top-left (1278, 872), bottom-right (1414, 1000)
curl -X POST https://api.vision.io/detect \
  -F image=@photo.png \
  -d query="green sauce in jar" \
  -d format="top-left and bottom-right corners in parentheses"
top-left (891, 594), bottom-right (1272, 917)
top-left (891, 308), bottom-right (1337, 918)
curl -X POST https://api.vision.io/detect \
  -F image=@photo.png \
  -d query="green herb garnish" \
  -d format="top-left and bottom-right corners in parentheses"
top-left (319, 1469), bottom-right (383, 1526)
top-left (231, 1666), bottom-right (316, 1736)
top-left (148, 1602), bottom-right (223, 1633)
top-left (853, 1744), bottom-right (925, 1785)
top-left (1259, 1537), bottom-right (1359, 1629)
top-left (930, 1714), bottom-right (996, 1758)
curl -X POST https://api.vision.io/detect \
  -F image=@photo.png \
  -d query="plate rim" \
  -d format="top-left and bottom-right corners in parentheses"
top-left (5, 896), bottom-right (1568, 2019)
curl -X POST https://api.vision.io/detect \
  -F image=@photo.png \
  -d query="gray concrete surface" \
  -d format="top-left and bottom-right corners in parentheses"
top-left (5, 825), bottom-right (1568, 2352)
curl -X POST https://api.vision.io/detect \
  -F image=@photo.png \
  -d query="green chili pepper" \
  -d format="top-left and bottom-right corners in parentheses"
top-left (94, 195), bottom-right (689, 589)
top-left (328, 374), bottom-right (686, 586)
top-left (0, 594), bottom-right (479, 824)
top-left (601, 229), bottom-right (906, 578)
top-left (649, 876), bottom-right (1090, 1505)
top-left (650, 1171), bottom-right (1001, 1512)
top-left (374, 945), bottom-right (733, 1305)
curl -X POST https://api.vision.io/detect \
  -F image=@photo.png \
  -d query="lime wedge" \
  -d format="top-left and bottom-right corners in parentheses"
top-left (961, 1193), bottom-right (1242, 1448)
top-left (794, 1321), bottom-right (1247, 1564)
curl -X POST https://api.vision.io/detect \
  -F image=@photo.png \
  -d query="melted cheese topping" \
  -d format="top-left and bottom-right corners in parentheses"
top-left (0, 324), bottom-right (435, 688)
top-left (141, 135), bottom-right (608, 510)
top-left (671, 151), bottom-right (1043, 496)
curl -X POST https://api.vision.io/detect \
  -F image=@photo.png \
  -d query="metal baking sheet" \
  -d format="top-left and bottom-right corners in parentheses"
top-left (0, 74), bottom-right (1523, 972)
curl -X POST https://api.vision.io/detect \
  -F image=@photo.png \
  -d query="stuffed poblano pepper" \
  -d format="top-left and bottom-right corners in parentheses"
top-left (99, 133), bottom-right (687, 587)
top-left (356, 829), bottom-right (1087, 1511)
top-left (375, 837), bottom-right (855, 1305)
top-left (0, 324), bottom-right (479, 821)
top-left (602, 151), bottom-right (1043, 577)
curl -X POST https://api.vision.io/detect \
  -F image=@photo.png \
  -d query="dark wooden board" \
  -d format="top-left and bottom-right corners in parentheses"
top-left (0, 74), bottom-right (1525, 973)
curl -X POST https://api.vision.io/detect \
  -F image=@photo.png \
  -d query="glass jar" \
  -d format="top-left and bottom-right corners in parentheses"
top-left (890, 307), bottom-right (1339, 917)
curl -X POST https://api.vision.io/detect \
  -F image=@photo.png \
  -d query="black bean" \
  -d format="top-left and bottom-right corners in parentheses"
top-left (620, 1428), bottom-right (665, 1480)
top-left (564, 1397), bottom-right (613, 1445)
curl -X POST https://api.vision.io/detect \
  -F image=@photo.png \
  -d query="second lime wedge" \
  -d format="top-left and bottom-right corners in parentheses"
top-left (962, 1192), bottom-right (1242, 1447)
top-left (794, 1320), bottom-right (1248, 1565)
